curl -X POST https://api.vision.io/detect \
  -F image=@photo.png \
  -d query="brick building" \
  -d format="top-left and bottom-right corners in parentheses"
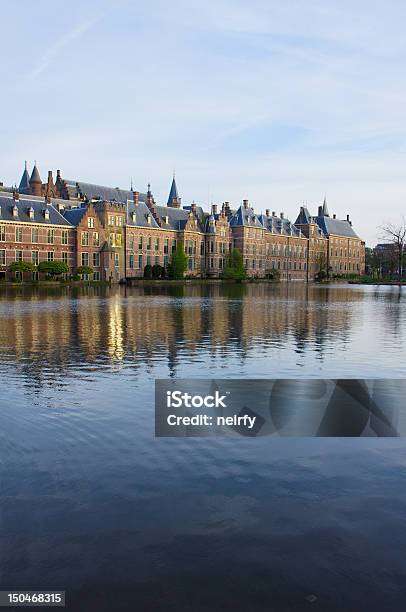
top-left (0, 163), bottom-right (365, 282)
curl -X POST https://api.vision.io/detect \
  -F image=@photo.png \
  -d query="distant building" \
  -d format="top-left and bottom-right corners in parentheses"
top-left (0, 163), bottom-right (365, 282)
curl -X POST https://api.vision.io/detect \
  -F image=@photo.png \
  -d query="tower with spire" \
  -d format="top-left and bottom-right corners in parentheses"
top-left (29, 163), bottom-right (42, 197)
top-left (167, 173), bottom-right (181, 208)
top-left (18, 161), bottom-right (30, 194)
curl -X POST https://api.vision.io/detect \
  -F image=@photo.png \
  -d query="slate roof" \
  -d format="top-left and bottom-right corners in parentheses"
top-left (155, 205), bottom-right (191, 230)
top-left (295, 206), bottom-right (312, 225)
top-left (126, 201), bottom-right (160, 229)
top-left (65, 180), bottom-right (147, 204)
top-left (167, 176), bottom-right (179, 205)
top-left (0, 194), bottom-right (73, 226)
top-left (229, 204), bottom-right (263, 228)
top-left (257, 213), bottom-right (303, 237)
top-left (315, 216), bottom-right (359, 238)
top-left (30, 164), bottom-right (42, 184)
top-left (62, 207), bottom-right (88, 226)
top-left (19, 163), bottom-right (30, 193)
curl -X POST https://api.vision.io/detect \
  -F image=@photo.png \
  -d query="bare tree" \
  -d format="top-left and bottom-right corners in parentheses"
top-left (379, 217), bottom-right (406, 279)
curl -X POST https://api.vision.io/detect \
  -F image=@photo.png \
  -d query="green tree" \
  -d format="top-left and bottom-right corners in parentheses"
top-left (76, 265), bottom-right (94, 276)
top-left (143, 264), bottom-right (152, 279)
top-left (8, 261), bottom-right (36, 273)
top-left (222, 248), bottom-right (246, 281)
top-left (37, 261), bottom-right (69, 277)
top-left (152, 264), bottom-right (163, 279)
top-left (168, 242), bottom-right (188, 279)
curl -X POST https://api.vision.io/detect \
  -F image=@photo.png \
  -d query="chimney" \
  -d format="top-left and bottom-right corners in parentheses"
top-left (272, 211), bottom-right (276, 216)
top-left (243, 199), bottom-right (249, 209)
top-left (346, 214), bottom-right (350, 222)
top-left (280, 212), bottom-right (284, 219)
top-left (133, 191), bottom-right (139, 207)
top-left (13, 189), bottom-right (19, 201)
top-left (265, 209), bottom-right (270, 217)
top-left (45, 194), bottom-right (51, 204)
top-left (333, 213), bottom-right (336, 219)
top-left (212, 204), bottom-right (217, 215)
top-left (191, 202), bottom-right (197, 215)
top-left (318, 205), bottom-right (323, 216)
top-left (56, 170), bottom-right (61, 179)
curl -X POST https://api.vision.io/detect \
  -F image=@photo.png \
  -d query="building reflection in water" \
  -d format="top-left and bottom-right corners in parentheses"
top-left (0, 282), bottom-right (394, 387)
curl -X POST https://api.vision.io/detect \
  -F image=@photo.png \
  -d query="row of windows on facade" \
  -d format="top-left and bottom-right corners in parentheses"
top-left (0, 226), bottom-right (70, 245)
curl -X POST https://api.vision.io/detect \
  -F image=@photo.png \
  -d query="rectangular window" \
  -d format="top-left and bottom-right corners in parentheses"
top-left (116, 233), bottom-right (122, 247)
top-left (129, 254), bottom-right (134, 269)
top-left (31, 228), bottom-right (39, 243)
top-left (172, 239), bottom-right (177, 253)
top-left (129, 236), bottom-right (134, 250)
top-left (164, 239), bottom-right (169, 254)
top-left (32, 251), bottom-right (39, 266)
top-left (0, 226), bottom-right (5, 241)
top-left (88, 217), bottom-right (95, 228)
top-left (117, 216), bottom-right (123, 226)
top-left (147, 237), bottom-right (151, 250)
top-left (0, 250), bottom-right (5, 265)
top-left (15, 227), bottom-right (23, 242)
top-left (164, 255), bottom-right (168, 268)
top-left (47, 251), bottom-right (54, 262)
top-left (16, 250), bottom-right (23, 261)
top-left (61, 230), bottom-right (68, 245)
top-left (81, 252), bottom-right (89, 267)
top-left (114, 253), bottom-right (119, 268)
top-left (62, 252), bottom-right (68, 264)
top-left (93, 252), bottom-right (100, 267)
top-left (138, 255), bottom-right (143, 269)
top-left (155, 238), bottom-right (159, 251)
top-left (81, 232), bottom-right (89, 246)
top-left (47, 229), bottom-right (54, 244)
top-left (138, 236), bottom-right (143, 250)
top-left (93, 271), bottom-right (100, 281)
top-left (93, 232), bottom-right (99, 247)
top-left (109, 215), bottom-right (115, 226)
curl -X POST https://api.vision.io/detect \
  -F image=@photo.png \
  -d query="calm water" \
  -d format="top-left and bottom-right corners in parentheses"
top-left (0, 283), bottom-right (406, 611)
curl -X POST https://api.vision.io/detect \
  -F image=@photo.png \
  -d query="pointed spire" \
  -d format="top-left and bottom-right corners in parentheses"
top-left (29, 162), bottom-right (42, 196)
top-left (322, 196), bottom-right (329, 217)
top-left (30, 163), bottom-right (42, 184)
top-left (18, 161), bottom-right (30, 193)
top-left (167, 174), bottom-right (180, 208)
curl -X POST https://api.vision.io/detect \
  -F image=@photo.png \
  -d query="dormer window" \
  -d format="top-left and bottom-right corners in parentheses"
top-left (44, 208), bottom-right (50, 221)
top-left (132, 211), bottom-right (136, 223)
top-left (28, 207), bottom-right (35, 219)
top-left (164, 215), bottom-right (169, 224)
top-left (147, 214), bottom-right (151, 224)
top-left (12, 205), bottom-right (18, 218)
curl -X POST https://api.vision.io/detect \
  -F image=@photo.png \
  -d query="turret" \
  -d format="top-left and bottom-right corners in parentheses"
top-left (29, 163), bottom-right (42, 196)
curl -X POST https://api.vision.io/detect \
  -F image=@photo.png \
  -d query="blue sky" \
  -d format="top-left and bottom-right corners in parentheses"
top-left (1, 0), bottom-right (406, 245)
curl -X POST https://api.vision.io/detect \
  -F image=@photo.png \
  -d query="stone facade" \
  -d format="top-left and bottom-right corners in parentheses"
top-left (0, 164), bottom-right (366, 282)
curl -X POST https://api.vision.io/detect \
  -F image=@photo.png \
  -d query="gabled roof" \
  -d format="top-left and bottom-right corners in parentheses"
top-left (229, 203), bottom-right (263, 228)
top-left (65, 180), bottom-right (147, 205)
top-left (19, 162), bottom-right (30, 193)
top-left (0, 194), bottom-right (73, 226)
top-left (295, 206), bottom-right (312, 225)
top-left (62, 207), bottom-right (88, 226)
top-left (127, 201), bottom-right (161, 229)
top-left (258, 213), bottom-right (302, 237)
top-left (315, 216), bottom-right (359, 238)
top-left (154, 205), bottom-right (191, 230)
